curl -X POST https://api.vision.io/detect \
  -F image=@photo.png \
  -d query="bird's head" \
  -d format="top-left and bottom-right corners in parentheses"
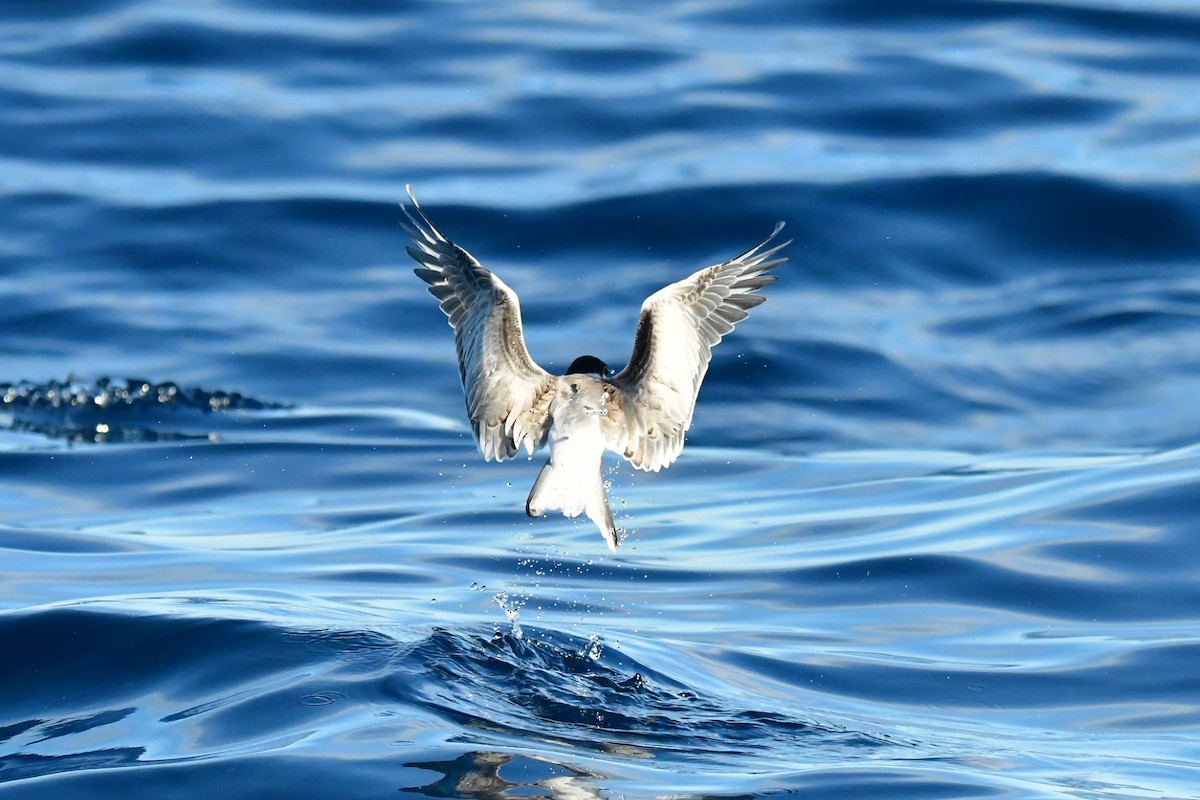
top-left (566, 355), bottom-right (612, 378)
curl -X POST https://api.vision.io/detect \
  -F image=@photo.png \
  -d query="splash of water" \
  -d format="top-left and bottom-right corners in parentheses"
top-left (492, 591), bottom-right (524, 639)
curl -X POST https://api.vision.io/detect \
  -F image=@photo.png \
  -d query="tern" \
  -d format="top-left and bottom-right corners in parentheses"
top-left (404, 187), bottom-right (788, 550)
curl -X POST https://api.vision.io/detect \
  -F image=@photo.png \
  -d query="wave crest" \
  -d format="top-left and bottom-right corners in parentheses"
top-left (0, 376), bottom-right (287, 443)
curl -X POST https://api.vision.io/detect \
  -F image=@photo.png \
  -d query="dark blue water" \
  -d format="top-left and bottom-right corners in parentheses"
top-left (3, 1), bottom-right (1200, 797)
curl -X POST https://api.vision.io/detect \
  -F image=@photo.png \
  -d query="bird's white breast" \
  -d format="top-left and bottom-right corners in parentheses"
top-left (547, 377), bottom-right (609, 466)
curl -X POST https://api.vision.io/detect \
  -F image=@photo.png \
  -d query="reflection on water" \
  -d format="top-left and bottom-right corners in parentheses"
top-left (404, 752), bottom-right (603, 800)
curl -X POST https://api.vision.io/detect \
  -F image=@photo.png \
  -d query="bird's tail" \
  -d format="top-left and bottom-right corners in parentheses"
top-left (526, 459), bottom-right (618, 550)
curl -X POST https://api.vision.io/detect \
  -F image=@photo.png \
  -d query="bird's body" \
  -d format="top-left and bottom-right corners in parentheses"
top-left (526, 373), bottom-right (617, 548)
top-left (404, 187), bottom-right (788, 549)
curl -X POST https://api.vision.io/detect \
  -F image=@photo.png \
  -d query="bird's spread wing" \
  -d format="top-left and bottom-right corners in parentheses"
top-left (404, 187), bottom-right (555, 461)
top-left (606, 223), bottom-right (789, 472)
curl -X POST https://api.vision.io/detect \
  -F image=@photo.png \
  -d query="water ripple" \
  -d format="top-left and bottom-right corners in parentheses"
top-left (3, 0), bottom-right (1200, 796)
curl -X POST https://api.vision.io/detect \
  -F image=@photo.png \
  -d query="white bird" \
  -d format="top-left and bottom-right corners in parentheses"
top-left (404, 186), bottom-right (788, 550)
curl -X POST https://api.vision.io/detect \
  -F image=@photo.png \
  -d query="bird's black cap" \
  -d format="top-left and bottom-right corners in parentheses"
top-left (566, 355), bottom-right (610, 376)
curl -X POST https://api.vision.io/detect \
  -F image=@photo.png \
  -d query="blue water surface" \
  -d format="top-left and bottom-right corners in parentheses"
top-left (2, 1), bottom-right (1200, 798)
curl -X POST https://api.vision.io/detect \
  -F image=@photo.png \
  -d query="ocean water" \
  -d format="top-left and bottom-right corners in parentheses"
top-left (2, 0), bottom-right (1200, 798)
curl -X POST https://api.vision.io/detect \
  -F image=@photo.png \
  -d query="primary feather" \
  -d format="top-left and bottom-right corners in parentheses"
top-left (606, 223), bottom-right (789, 472)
